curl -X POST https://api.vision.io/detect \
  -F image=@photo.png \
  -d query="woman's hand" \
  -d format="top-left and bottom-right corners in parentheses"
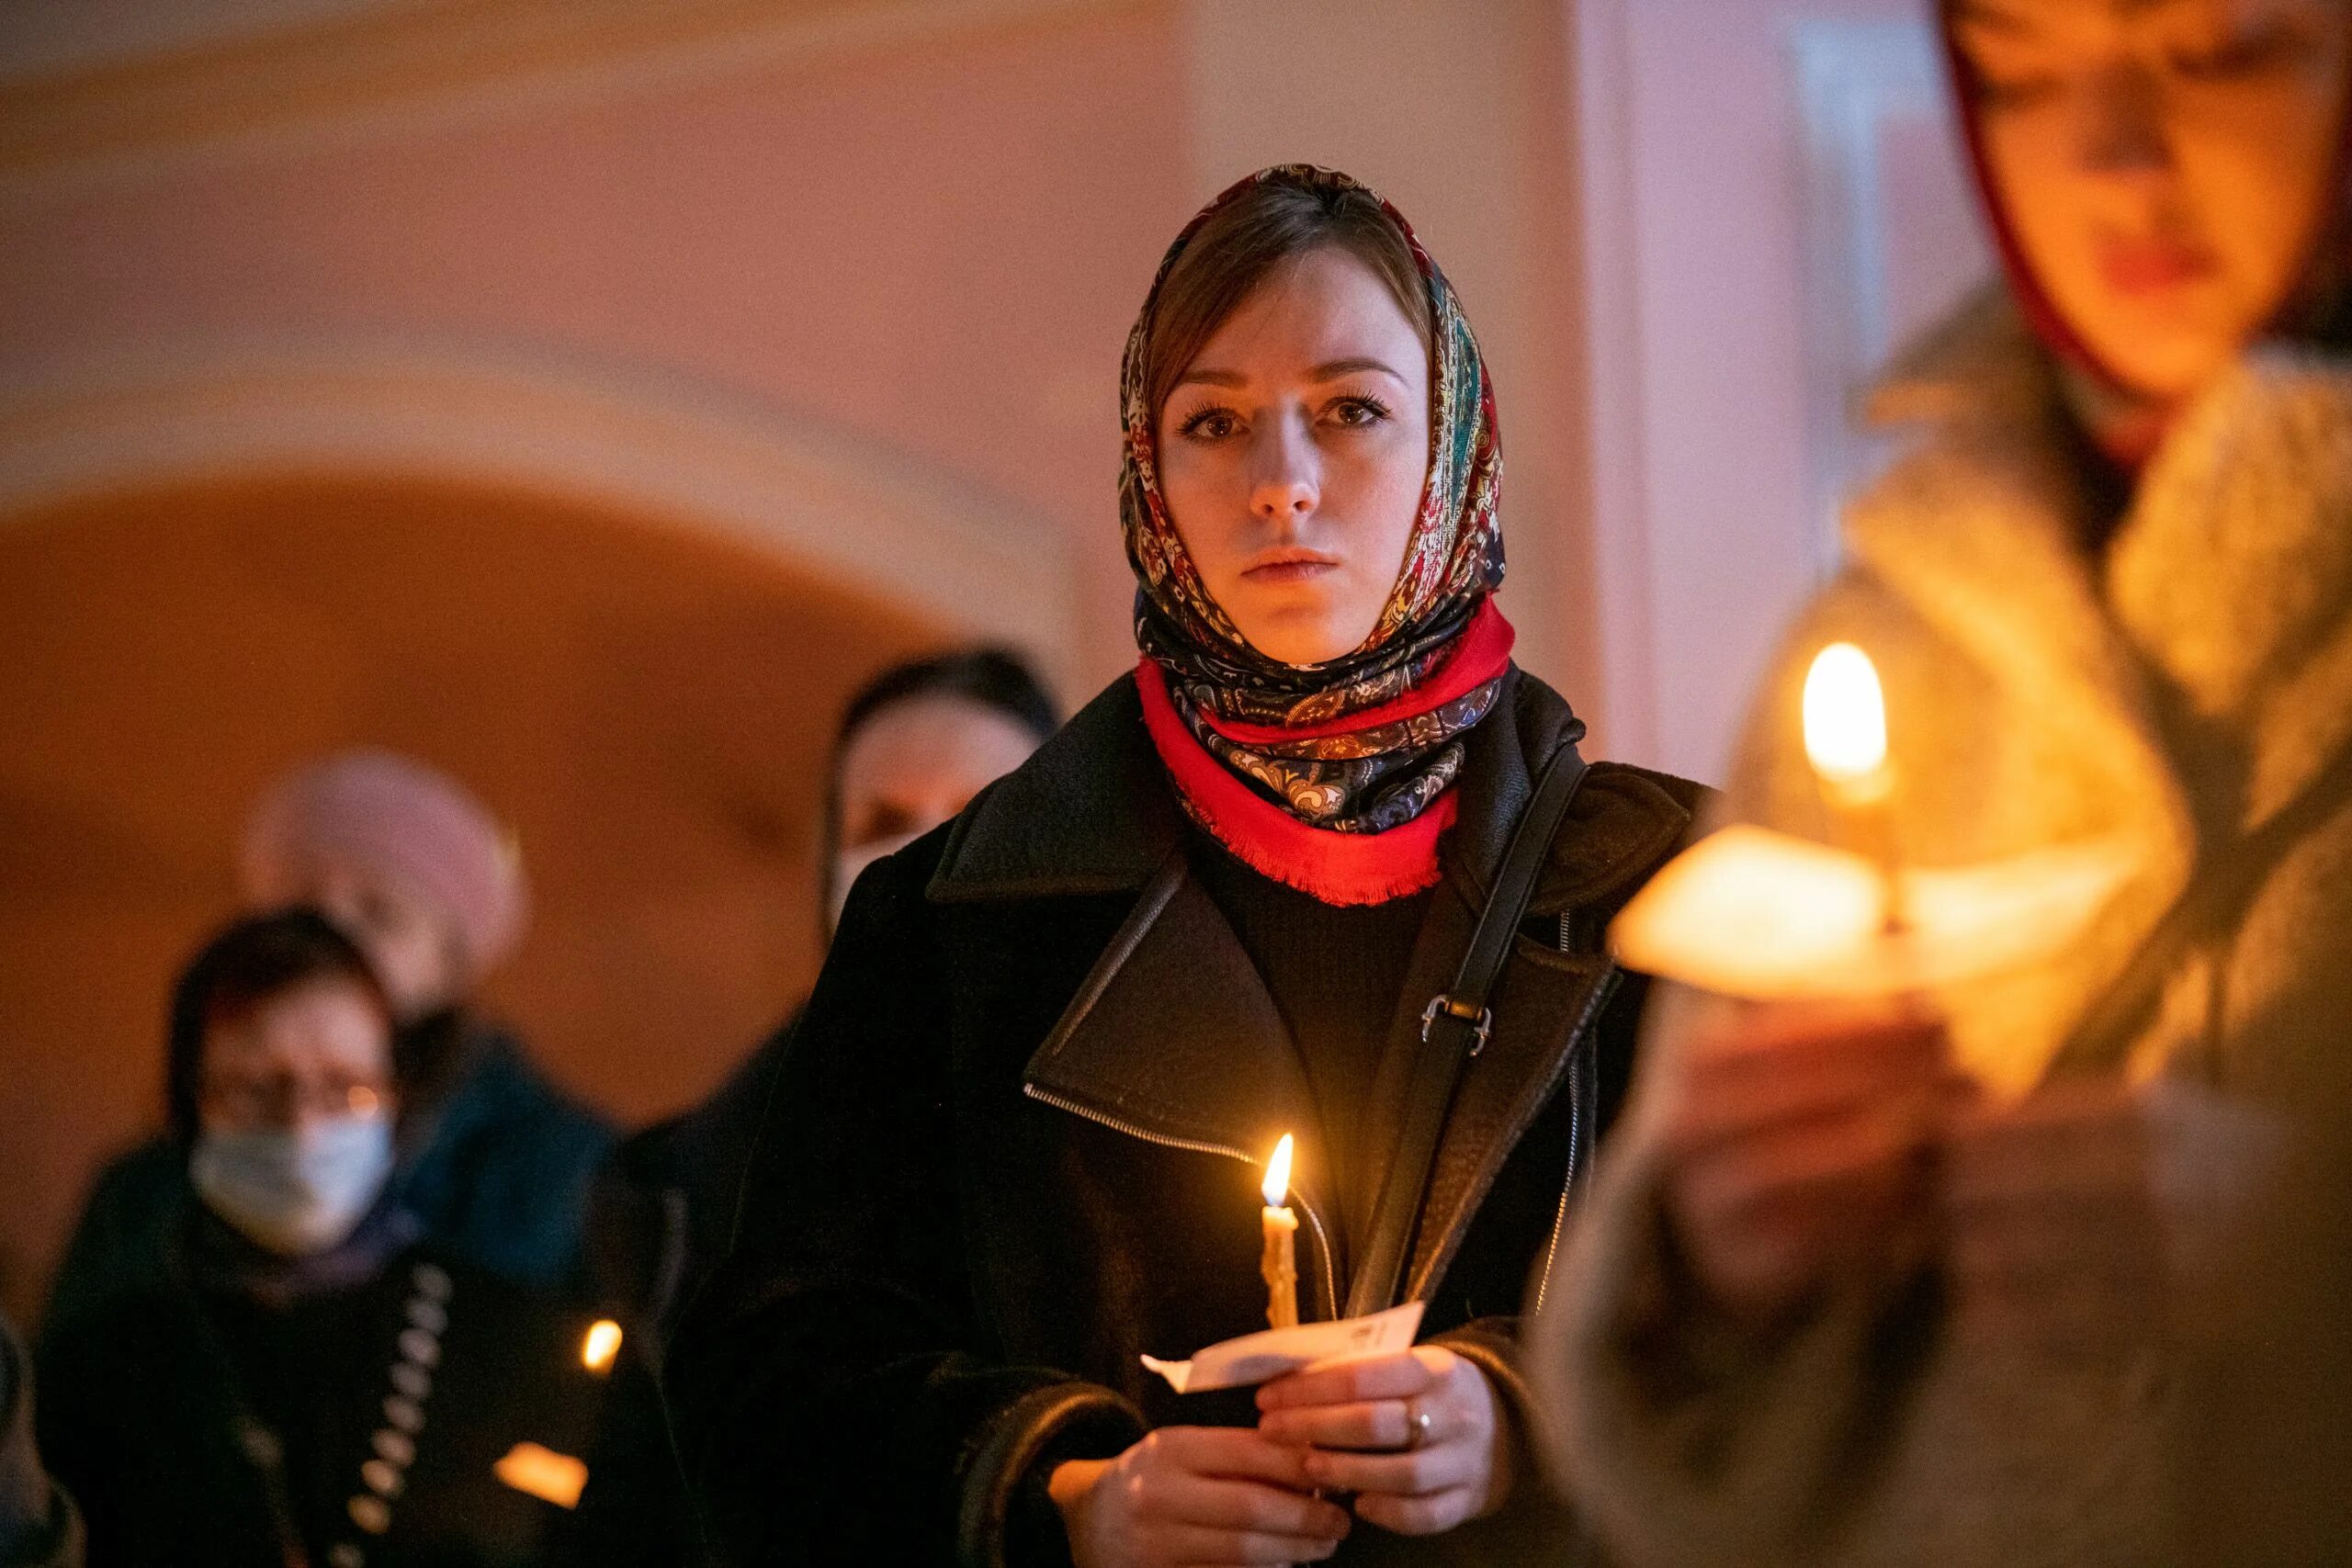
top-left (1050, 1427), bottom-right (1351, 1567)
top-left (1657, 998), bottom-right (1950, 1320)
top-left (1254, 1346), bottom-right (1507, 1536)
top-left (1940, 1078), bottom-right (2166, 1349)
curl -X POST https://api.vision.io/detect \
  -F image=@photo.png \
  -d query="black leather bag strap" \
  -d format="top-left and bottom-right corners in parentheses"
top-left (1346, 741), bottom-right (1592, 1319)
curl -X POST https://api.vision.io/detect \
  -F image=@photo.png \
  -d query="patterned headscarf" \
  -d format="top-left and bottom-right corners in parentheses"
top-left (1122, 165), bottom-right (1509, 836)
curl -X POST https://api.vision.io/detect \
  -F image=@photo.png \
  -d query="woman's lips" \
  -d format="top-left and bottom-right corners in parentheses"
top-left (1243, 554), bottom-right (1340, 585)
top-left (2097, 235), bottom-right (2220, 298)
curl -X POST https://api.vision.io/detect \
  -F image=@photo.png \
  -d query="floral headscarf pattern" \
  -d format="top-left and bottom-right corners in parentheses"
top-left (1122, 165), bottom-right (1509, 835)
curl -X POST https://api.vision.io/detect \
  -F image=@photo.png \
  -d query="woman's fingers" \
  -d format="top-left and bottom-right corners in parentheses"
top-left (1259, 1396), bottom-right (1424, 1450)
top-left (1302, 1436), bottom-right (1481, 1496)
top-left (1669, 1100), bottom-right (1935, 1315)
top-left (1255, 1348), bottom-right (1441, 1413)
top-left (1661, 1009), bottom-right (1946, 1154)
top-left (1144, 1425), bottom-right (1317, 1487)
top-left (1677, 1100), bottom-right (1929, 1225)
top-left (1159, 1522), bottom-right (1346, 1564)
top-left (1349, 1486), bottom-right (1481, 1537)
top-left (1138, 1470), bottom-right (1351, 1540)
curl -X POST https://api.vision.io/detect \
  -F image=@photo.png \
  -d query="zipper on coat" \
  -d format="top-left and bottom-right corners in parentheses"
top-left (1531, 967), bottom-right (1619, 1316)
top-left (1022, 1082), bottom-right (1343, 1320)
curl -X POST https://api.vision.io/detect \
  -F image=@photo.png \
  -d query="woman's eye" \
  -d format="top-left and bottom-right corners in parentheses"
top-left (1969, 65), bottom-right (2062, 111)
top-left (1329, 396), bottom-right (1392, 428)
top-left (2173, 24), bottom-right (2303, 81)
top-left (1177, 407), bottom-right (1239, 441)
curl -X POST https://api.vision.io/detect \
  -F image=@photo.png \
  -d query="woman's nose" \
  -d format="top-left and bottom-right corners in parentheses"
top-left (1248, 416), bottom-right (1319, 524)
top-left (2077, 62), bottom-right (2173, 180)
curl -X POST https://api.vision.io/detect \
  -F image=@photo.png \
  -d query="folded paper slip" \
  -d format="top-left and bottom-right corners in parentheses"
top-left (1141, 1303), bottom-right (1425, 1394)
top-left (1610, 826), bottom-right (2139, 1002)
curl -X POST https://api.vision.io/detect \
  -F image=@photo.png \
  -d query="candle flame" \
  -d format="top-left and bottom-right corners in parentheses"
top-left (1261, 1134), bottom-right (1294, 1208)
top-left (581, 1319), bottom-right (623, 1373)
top-left (494, 1442), bottom-right (587, 1509)
top-left (1803, 642), bottom-right (1889, 785)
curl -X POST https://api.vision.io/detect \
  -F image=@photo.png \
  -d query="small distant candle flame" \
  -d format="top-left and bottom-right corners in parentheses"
top-left (1803, 643), bottom-right (1889, 786)
top-left (1261, 1134), bottom-right (1294, 1208)
top-left (581, 1319), bottom-right (622, 1373)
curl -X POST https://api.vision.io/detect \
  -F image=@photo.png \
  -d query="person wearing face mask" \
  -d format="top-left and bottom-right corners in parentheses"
top-left (663, 165), bottom-right (1705, 1568)
top-left (1532, 4), bottom-right (2352, 1566)
top-left (550, 649), bottom-right (1057, 1568)
top-left (44, 752), bottom-right (612, 1344)
top-left (35, 911), bottom-right (607, 1568)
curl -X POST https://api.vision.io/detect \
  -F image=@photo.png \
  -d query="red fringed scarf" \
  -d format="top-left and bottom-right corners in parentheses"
top-left (1138, 604), bottom-right (1517, 906)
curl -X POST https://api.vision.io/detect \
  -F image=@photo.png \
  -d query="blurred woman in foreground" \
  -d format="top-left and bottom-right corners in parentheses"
top-left (1537, 3), bottom-right (2352, 1564)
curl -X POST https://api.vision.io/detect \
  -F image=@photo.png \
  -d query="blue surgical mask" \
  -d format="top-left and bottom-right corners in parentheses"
top-left (191, 1112), bottom-right (396, 1257)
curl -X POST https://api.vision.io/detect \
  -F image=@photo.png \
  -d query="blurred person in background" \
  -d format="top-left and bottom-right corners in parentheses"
top-left (0, 1313), bottom-right (76, 1568)
top-left (556, 647), bottom-right (1059, 1568)
top-left (37, 911), bottom-right (605, 1568)
top-left (1535, 2), bottom-right (2352, 1565)
top-left (44, 750), bottom-right (612, 1342)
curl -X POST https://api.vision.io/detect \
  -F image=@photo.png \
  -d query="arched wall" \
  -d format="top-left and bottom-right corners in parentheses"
top-left (0, 336), bottom-right (1082, 689)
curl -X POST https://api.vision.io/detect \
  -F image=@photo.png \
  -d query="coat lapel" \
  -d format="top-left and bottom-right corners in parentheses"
top-left (1019, 853), bottom-right (1345, 1320)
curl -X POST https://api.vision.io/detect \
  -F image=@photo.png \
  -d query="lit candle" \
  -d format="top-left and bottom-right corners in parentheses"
top-left (1803, 642), bottom-right (1904, 931)
top-left (581, 1319), bottom-right (622, 1374)
top-left (1260, 1134), bottom-right (1299, 1329)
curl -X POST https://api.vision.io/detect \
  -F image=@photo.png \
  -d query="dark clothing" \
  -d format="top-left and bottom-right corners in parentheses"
top-left (38, 1234), bottom-right (605, 1568)
top-left (44, 1020), bottom-right (612, 1339)
top-left (555, 1031), bottom-right (793, 1568)
top-left (666, 668), bottom-right (1703, 1567)
top-left (0, 1314), bottom-right (77, 1568)
top-left (1193, 837), bottom-right (1431, 1248)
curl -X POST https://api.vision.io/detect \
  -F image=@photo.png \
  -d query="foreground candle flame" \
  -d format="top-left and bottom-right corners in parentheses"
top-left (1803, 642), bottom-right (1889, 790)
top-left (1261, 1134), bottom-right (1295, 1208)
top-left (494, 1441), bottom-right (587, 1509)
top-left (581, 1319), bottom-right (623, 1373)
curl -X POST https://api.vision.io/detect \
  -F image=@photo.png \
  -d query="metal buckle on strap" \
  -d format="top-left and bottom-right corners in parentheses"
top-left (1420, 994), bottom-right (1495, 1056)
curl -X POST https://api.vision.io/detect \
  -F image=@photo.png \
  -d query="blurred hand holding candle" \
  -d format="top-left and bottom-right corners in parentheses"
top-left (1260, 1134), bottom-right (1299, 1330)
top-left (1611, 640), bottom-right (2139, 1087)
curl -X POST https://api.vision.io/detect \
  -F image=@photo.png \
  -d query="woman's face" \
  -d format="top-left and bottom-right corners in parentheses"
top-left (198, 976), bottom-right (398, 1136)
top-left (830, 694), bottom-right (1043, 929)
top-left (301, 860), bottom-right (466, 1023)
top-left (1155, 246), bottom-right (1431, 666)
top-left (1952, 0), bottom-right (2351, 399)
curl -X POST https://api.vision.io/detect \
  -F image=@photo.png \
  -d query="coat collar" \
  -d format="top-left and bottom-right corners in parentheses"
top-left (930, 668), bottom-right (1696, 917)
top-left (937, 667), bottom-right (1701, 1315)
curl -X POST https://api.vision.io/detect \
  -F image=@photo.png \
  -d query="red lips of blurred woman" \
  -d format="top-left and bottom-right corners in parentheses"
top-left (1242, 547), bottom-right (1341, 586)
top-left (2096, 232), bottom-right (2222, 299)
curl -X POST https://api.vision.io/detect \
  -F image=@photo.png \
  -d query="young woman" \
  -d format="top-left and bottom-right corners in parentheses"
top-left (37, 911), bottom-right (607, 1568)
top-left (665, 165), bottom-right (1702, 1567)
top-left (46, 751), bottom-right (612, 1339)
top-left (1537, 4), bottom-right (2352, 1565)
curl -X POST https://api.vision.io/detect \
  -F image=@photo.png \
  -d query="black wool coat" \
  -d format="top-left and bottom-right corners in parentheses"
top-left (665, 668), bottom-right (1703, 1567)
